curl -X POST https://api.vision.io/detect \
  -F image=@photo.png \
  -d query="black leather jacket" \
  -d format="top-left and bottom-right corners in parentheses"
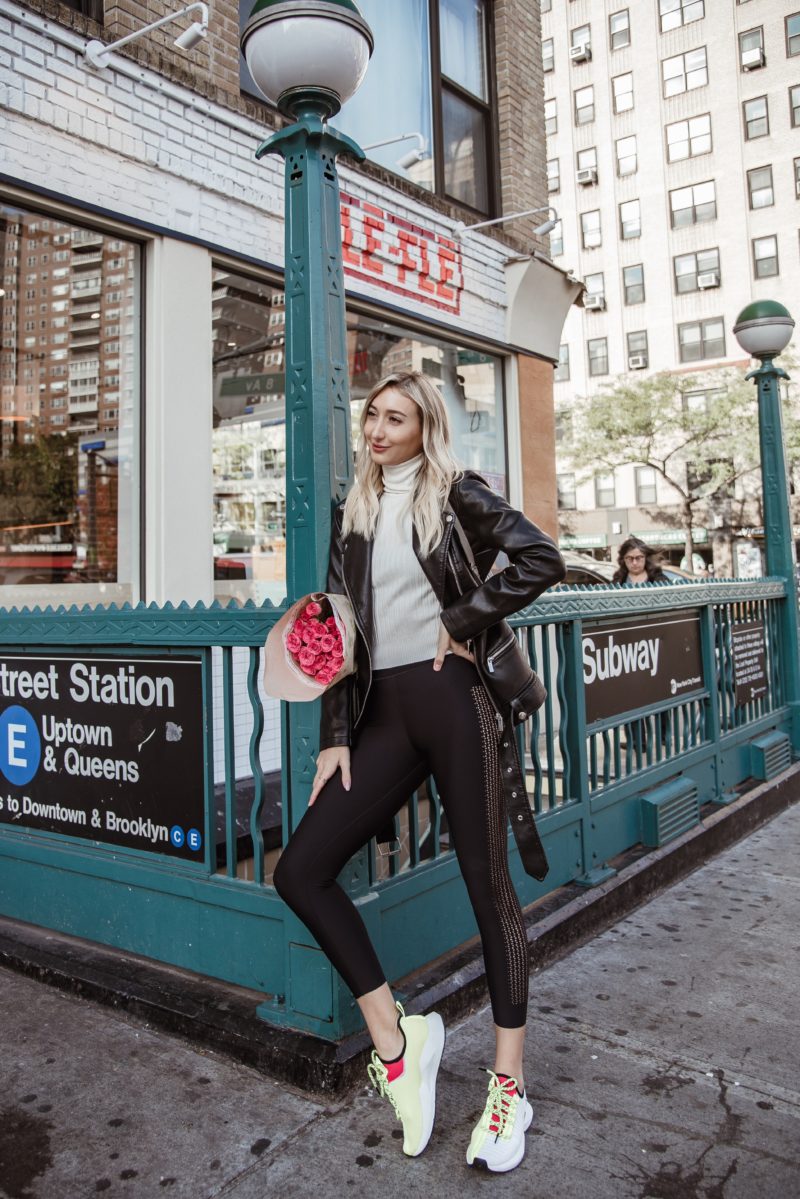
top-left (320, 470), bottom-right (566, 879)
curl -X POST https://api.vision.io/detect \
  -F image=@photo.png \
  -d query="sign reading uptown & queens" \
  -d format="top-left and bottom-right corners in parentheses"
top-left (582, 613), bottom-right (705, 725)
top-left (0, 653), bottom-right (205, 861)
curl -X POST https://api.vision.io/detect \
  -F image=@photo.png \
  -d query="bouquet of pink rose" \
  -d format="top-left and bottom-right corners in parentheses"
top-left (263, 591), bottom-right (357, 701)
top-left (286, 597), bottom-right (345, 686)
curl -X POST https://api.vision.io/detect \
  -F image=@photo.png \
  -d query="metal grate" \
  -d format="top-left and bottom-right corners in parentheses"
top-left (641, 777), bottom-right (700, 848)
top-left (749, 732), bottom-right (792, 781)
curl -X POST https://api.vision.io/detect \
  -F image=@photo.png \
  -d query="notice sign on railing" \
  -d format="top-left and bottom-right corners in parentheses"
top-left (0, 653), bottom-right (205, 861)
top-left (582, 612), bottom-right (704, 725)
top-left (731, 623), bottom-right (768, 707)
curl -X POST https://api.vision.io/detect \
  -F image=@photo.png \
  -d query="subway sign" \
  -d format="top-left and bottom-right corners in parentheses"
top-left (0, 653), bottom-right (205, 860)
top-left (582, 612), bottom-right (705, 725)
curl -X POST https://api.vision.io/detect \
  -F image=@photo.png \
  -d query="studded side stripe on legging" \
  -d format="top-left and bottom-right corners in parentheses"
top-left (471, 685), bottom-right (529, 1013)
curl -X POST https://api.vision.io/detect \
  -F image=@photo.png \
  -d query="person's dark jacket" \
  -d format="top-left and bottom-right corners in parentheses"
top-left (319, 469), bottom-right (566, 880)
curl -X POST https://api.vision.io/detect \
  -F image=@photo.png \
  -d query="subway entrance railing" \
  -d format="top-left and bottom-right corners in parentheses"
top-left (0, 577), bottom-right (792, 1039)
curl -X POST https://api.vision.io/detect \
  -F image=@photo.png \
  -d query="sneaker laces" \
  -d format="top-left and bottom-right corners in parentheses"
top-left (367, 1052), bottom-right (401, 1122)
top-left (480, 1070), bottom-right (520, 1140)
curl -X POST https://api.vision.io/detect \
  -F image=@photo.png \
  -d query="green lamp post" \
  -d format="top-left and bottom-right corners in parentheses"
top-left (242, 0), bottom-right (374, 1036)
top-left (733, 300), bottom-right (800, 749)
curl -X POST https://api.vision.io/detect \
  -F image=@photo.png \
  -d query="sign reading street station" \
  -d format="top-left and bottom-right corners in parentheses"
top-left (0, 653), bottom-right (205, 861)
top-left (582, 612), bottom-right (705, 725)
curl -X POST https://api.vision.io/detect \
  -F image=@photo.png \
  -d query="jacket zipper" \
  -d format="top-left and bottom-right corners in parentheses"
top-left (486, 634), bottom-right (516, 674)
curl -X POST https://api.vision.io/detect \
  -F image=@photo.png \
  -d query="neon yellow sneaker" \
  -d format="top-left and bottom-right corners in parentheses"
top-left (466, 1070), bottom-right (533, 1172)
top-left (366, 1001), bottom-right (445, 1157)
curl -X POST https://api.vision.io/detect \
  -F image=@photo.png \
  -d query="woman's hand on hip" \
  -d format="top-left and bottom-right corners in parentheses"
top-left (309, 746), bottom-right (351, 805)
top-left (433, 621), bottom-right (475, 671)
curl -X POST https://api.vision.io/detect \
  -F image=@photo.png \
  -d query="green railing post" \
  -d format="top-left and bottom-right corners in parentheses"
top-left (751, 356), bottom-right (800, 751)
top-left (733, 300), bottom-right (800, 753)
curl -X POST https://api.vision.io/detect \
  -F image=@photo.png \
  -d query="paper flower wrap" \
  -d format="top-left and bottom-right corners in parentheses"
top-left (263, 592), bottom-right (357, 701)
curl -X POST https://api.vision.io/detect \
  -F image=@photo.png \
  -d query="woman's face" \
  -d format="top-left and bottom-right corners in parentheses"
top-left (363, 386), bottom-right (424, 467)
top-left (624, 548), bottom-right (646, 574)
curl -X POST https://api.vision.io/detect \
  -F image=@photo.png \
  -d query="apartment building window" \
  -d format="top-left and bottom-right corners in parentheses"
top-left (747, 165), bottom-right (774, 209)
top-left (588, 337), bottom-right (609, 376)
top-left (619, 199), bottom-right (641, 239)
top-left (628, 330), bottom-right (647, 366)
top-left (659, 0), bottom-right (704, 32)
top-left (571, 24), bottom-right (591, 51)
top-left (575, 85), bottom-right (595, 125)
top-left (612, 72), bottom-right (634, 114)
top-left (616, 135), bottom-right (637, 175)
top-left (581, 209), bottom-right (602, 248)
top-left (786, 13), bottom-right (800, 56)
top-left (790, 86), bottom-right (800, 127)
top-left (543, 38), bottom-right (554, 73)
top-left (547, 158), bottom-right (560, 193)
top-left (595, 472), bottom-right (616, 507)
top-left (270, 0), bottom-right (497, 214)
top-left (609, 10), bottom-right (630, 50)
top-left (623, 263), bottom-right (645, 304)
top-left (577, 146), bottom-right (598, 172)
top-left (545, 98), bottom-right (558, 136)
top-left (753, 235), bottom-right (778, 278)
top-left (743, 95), bottom-right (769, 139)
top-left (662, 47), bottom-right (708, 97)
top-left (584, 271), bottom-right (605, 301)
top-left (557, 473), bottom-right (577, 510)
top-left (636, 466), bottom-right (658, 505)
top-left (555, 408), bottom-right (573, 444)
top-left (740, 27), bottom-right (765, 69)
top-left (670, 180), bottom-right (716, 227)
top-left (678, 318), bottom-right (725, 362)
top-left (666, 114), bottom-right (711, 162)
top-left (550, 220), bottom-right (564, 256)
top-left (795, 158), bottom-right (800, 197)
top-left (554, 343), bottom-right (570, 382)
top-left (674, 247), bottom-right (720, 292)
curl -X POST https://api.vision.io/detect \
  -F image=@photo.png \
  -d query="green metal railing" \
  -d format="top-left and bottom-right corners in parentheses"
top-left (0, 576), bottom-right (792, 1038)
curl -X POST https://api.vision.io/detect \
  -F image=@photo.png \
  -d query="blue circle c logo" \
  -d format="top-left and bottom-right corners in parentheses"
top-left (0, 706), bottom-right (41, 786)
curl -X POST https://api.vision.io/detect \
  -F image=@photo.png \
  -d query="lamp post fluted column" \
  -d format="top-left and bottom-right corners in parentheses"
top-left (734, 301), bottom-right (800, 751)
top-left (242, 0), bottom-right (374, 1037)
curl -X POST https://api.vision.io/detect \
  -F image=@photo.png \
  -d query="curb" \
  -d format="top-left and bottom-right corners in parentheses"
top-left (1, 764), bottom-right (798, 1095)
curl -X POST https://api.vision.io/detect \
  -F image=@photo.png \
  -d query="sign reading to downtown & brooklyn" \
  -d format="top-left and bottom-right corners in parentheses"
top-left (0, 653), bottom-right (205, 861)
top-left (582, 612), bottom-right (705, 725)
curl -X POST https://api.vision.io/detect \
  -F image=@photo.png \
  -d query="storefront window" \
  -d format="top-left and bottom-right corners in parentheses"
top-left (211, 268), bottom-right (506, 604)
top-left (0, 204), bottom-right (140, 606)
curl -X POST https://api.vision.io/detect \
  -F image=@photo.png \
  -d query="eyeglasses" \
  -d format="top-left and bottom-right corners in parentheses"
top-left (624, 554), bottom-right (645, 563)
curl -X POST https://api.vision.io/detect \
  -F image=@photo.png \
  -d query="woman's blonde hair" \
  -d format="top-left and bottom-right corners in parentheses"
top-left (342, 371), bottom-right (462, 555)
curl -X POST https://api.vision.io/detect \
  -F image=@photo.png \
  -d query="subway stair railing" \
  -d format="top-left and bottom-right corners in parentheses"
top-left (0, 577), bottom-right (792, 1039)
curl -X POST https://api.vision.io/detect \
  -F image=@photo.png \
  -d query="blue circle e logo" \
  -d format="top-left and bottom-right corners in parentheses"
top-left (0, 705), bottom-right (41, 786)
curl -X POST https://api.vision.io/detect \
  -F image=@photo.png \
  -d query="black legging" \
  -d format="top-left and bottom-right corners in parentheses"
top-left (273, 656), bottom-right (529, 1028)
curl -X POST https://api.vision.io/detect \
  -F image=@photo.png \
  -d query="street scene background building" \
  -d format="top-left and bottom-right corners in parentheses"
top-left (544, 0), bottom-right (800, 574)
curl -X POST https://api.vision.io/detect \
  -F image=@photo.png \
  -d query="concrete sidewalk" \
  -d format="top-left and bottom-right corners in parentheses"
top-left (2, 803), bottom-right (799, 1199)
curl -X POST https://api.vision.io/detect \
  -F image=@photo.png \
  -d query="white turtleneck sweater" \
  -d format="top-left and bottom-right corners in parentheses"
top-left (371, 455), bottom-right (443, 669)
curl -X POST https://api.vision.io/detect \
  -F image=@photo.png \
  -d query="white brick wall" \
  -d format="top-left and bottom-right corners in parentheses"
top-left (0, 0), bottom-right (509, 342)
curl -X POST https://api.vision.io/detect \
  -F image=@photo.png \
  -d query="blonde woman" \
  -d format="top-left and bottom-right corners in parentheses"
top-left (273, 371), bottom-right (565, 1172)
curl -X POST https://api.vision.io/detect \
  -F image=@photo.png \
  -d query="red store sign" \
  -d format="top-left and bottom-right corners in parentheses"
top-left (341, 194), bottom-right (464, 315)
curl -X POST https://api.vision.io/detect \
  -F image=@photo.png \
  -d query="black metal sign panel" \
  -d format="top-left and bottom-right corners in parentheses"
top-left (0, 653), bottom-right (205, 861)
top-left (583, 612), bottom-right (704, 725)
top-left (731, 623), bottom-right (768, 707)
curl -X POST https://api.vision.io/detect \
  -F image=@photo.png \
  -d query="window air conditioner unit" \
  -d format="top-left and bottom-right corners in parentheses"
top-left (570, 43), bottom-right (592, 63)
top-left (697, 271), bottom-right (720, 289)
top-left (741, 46), bottom-right (766, 71)
top-left (584, 293), bottom-right (606, 310)
top-left (576, 167), bottom-right (598, 185)
top-left (628, 354), bottom-right (647, 370)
